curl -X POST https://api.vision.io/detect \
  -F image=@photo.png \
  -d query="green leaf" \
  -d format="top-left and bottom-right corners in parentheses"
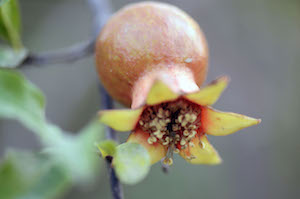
top-left (113, 143), bottom-right (151, 185)
top-left (46, 120), bottom-right (104, 182)
top-left (97, 140), bottom-right (117, 158)
top-left (0, 0), bottom-right (22, 49)
top-left (0, 0), bottom-right (27, 68)
top-left (0, 150), bottom-right (70, 199)
top-left (0, 69), bottom-right (104, 182)
top-left (0, 69), bottom-right (46, 134)
top-left (0, 45), bottom-right (28, 68)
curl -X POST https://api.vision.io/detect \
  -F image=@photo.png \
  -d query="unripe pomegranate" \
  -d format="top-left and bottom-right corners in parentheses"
top-left (97, 2), bottom-right (261, 166)
top-left (95, 2), bottom-right (208, 108)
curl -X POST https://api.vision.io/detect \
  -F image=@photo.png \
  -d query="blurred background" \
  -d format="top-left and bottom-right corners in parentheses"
top-left (0, 0), bottom-right (299, 198)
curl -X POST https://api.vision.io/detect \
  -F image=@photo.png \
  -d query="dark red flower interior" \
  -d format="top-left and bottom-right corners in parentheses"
top-left (136, 98), bottom-right (204, 163)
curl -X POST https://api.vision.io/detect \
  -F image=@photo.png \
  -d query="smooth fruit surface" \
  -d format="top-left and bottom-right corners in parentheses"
top-left (95, 2), bottom-right (208, 107)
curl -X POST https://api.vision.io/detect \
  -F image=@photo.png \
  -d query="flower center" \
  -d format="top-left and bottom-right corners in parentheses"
top-left (137, 98), bottom-right (202, 165)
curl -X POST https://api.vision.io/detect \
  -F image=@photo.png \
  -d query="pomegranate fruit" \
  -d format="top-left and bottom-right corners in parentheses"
top-left (95, 2), bottom-right (208, 108)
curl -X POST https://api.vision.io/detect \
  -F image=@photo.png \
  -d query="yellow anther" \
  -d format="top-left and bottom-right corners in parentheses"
top-left (180, 138), bottom-right (186, 146)
top-left (157, 108), bottom-right (164, 118)
top-left (158, 133), bottom-right (164, 139)
top-left (139, 99), bottom-right (201, 147)
top-left (199, 140), bottom-right (205, 149)
top-left (163, 137), bottom-right (170, 145)
top-left (159, 119), bottom-right (166, 126)
top-left (154, 130), bottom-right (164, 139)
top-left (185, 113), bottom-right (191, 121)
top-left (147, 137), bottom-right (153, 144)
top-left (181, 120), bottom-right (188, 127)
top-left (153, 123), bottom-right (160, 130)
top-left (151, 136), bottom-right (157, 143)
top-left (189, 125), bottom-right (197, 130)
top-left (174, 148), bottom-right (180, 153)
top-left (188, 130), bottom-right (197, 138)
top-left (183, 130), bottom-right (190, 136)
top-left (153, 130), bottom-right (160, 135)
top-left (190, 114), bottom-right (197, 122)
top-left (162, 140), bottom-right (169, 145)
top-left (178, 115), bottom-right (183, 123)
top-left (163, 158), bottom-right (173, 166)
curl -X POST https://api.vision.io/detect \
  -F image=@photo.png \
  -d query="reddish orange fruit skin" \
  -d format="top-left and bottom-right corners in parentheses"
top-left (95, 2), bottom-right (208, 107)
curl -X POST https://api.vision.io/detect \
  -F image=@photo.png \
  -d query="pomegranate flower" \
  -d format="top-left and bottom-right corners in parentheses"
top-left (99, 76), bottom-right (261, 165)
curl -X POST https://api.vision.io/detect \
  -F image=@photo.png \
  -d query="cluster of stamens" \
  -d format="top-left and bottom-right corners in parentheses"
top-left (138, 99), bottom-right (202, 165)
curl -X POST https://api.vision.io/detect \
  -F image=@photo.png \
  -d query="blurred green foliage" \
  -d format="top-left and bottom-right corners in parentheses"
top-left (0, 69), bottom-right (105, 198)
top-left (0, 0), bottom-right (27, 68)
top-left (0, 151), bottom-right (69, 199)
top-left (0, 0), bottom-right (22, 48)
top-left (0, 69), bottom-right (45, 133)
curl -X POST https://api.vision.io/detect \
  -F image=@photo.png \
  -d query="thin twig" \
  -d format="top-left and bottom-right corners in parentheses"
top-left (22, 40), bottom-right (95, 65)
top-left (100, 85), bottom-right (124, 199)
top-left (21, 0), bottom-right (111, 66)
top-left (88, 0), bottom-right (112, 37)
top-left (106, 156), bottom-right (124, 199)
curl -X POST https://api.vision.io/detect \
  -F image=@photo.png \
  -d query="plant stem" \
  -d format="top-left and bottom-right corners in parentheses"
top-left (100, 85), bottom-right (124, 199)
top-left (22, 40), bottom-right (95, 65)
top-left (106, 159), bottom-right (124, 199)
top-left (21, 0), bottom-right (111, 67)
